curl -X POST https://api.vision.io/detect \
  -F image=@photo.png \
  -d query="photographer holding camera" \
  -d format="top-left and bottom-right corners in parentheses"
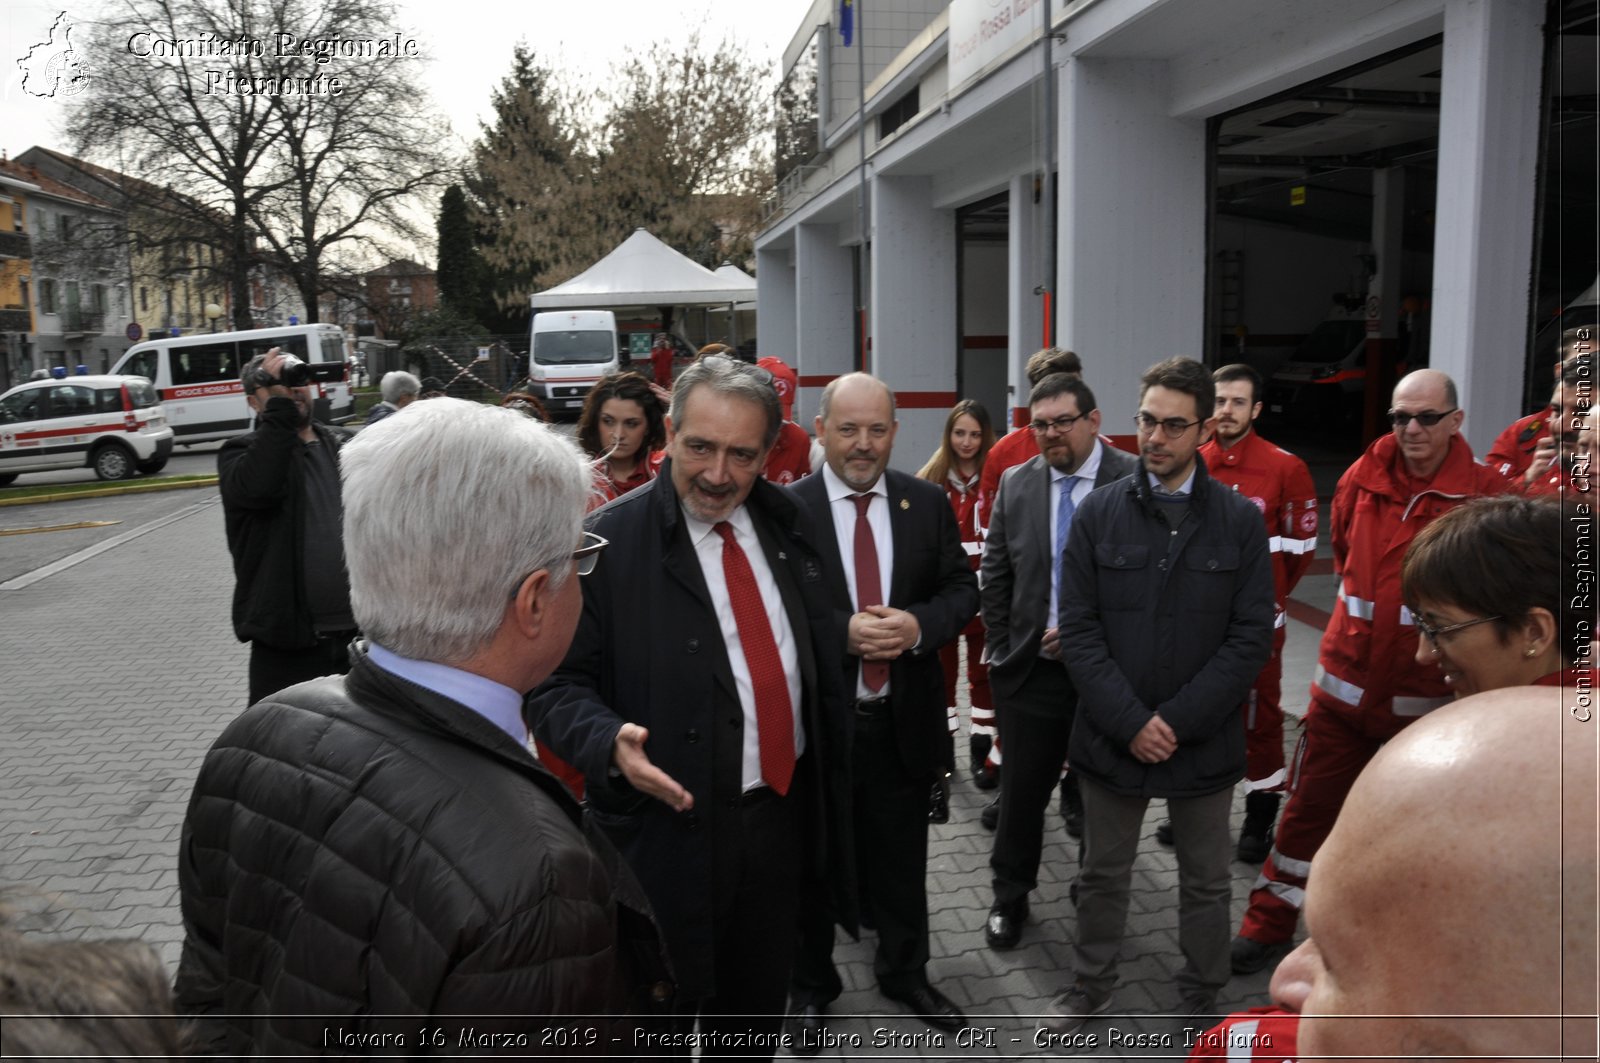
top-left (221, 348), bottom-right (357, 705)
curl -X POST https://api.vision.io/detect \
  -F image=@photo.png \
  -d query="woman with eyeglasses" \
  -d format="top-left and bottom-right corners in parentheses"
top-left (918, 399), bottom-right (1000, 791)
top-left (1401, 494), bottom-right (1589, 694)
top-left (575, 371), bottom-right (665, 503)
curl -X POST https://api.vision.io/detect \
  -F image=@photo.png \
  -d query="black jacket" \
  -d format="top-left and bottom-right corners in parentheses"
top-left (528, 462), bottom-right (857, 999)
top-left (175, 644), bottom-right (670, 1055)
top-left (218, 397), bottom-right (351, 648)
top-left (1059, 460), bottom-right (1274, 797)
top-left (789, 468), bottom-right (979, 777)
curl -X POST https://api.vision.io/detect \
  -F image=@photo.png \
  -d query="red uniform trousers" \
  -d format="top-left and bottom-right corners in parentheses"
top-left (1243, 624), bottom-right (1288, 790)
top-left (1238, 688), bottom-right (1416, 943)
top-left (940, 614), bottom-right (994, 738)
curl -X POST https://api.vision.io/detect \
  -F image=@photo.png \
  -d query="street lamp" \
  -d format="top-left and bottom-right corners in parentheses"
top-left (205, 302), bottom-right (224, 332)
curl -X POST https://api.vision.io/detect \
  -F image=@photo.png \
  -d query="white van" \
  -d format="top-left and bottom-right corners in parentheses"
top-left (527, 310), bottom-right (620, 414)
top-left (111, 324), bottom-right (354, 444)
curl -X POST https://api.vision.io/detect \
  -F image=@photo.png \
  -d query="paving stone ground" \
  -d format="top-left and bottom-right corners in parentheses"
top-left (0, 478), bottom-right (1335, 1059)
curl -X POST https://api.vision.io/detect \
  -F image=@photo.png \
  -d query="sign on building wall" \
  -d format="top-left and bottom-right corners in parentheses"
top-left (948, 0), bottom-right (1048, 92)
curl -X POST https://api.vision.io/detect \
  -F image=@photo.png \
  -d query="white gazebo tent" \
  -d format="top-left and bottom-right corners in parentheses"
top-left (530, 229), bottom-right (752, 309)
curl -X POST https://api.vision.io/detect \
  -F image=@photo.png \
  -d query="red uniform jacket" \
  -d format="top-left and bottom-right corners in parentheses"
top-left (1316, 433), bottom-right (1508, 718)
top-left (975, 426), bottom-right (1038, 534)
top-left (762, 420), bottom-right (813, 485)
top-left (1199, 431), bottom-right (1318, 623)
top-left (1485, 408), bottom-right (1552, 481)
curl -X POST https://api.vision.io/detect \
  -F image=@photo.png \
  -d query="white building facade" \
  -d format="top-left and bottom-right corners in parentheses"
top-left (757, 0), bottom-right (1589, 467)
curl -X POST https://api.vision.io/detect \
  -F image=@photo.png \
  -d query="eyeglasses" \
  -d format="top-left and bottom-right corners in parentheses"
top-left (509, 531), bottom-right (609, 598)
top-left (1389, 408), bottom-right (1457, 428)
top-left (572, 531), bottom-right (609, 576)
top-left (1134, 413), bottom-right (1203, 437)
top-left (1415, 613), bottom-right (1502, 646)
top-left (1030, 412), bottom-right (1089, 435)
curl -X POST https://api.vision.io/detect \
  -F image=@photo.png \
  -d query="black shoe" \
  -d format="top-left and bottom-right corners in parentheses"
top-left (969, 733), bottom-right (992, 769)
top-left (882, 980), bottom-right (967, 1032)
top-left (980, 795), bottom-right (1000, 831)
top-left (929, 777), bottom-right (950, 824)
top-left (1230, 935), bottom-right (1291, 975)
top-left (985, 899), bottom-right (1028, 949)
top-left (787, 1004), bottom-right (826, 1056)
top-left (1155, 819), bottom-right (1174, 846)
top-left (1236, 791), bottom-right (1280, 864)
top-left (1060, 778), bottom-right (1083, 839)
top-left (973, 760), bottom-right (1000, 790)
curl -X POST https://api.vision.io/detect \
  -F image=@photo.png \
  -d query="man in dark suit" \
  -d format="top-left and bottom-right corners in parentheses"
top-left (787, 373), bottom-right (979, 1046)
top-left (981, 372), bottom-right (1139, 950)
top-left (529, 357), bottom-right (855, 1058)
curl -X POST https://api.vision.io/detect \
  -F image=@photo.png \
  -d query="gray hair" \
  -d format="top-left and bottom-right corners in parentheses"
top-left (239, 352), bottom-right (268, 383)
top-left (379, 370), bottom-right (421, 403)
top-left (669, 356), bottom-right (782, 450)
top-left (340, 397), bottom-right (592, 663)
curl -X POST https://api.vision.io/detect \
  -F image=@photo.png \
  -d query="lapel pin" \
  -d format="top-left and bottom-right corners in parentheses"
top-left (899, 498), bottom-right (909, 510)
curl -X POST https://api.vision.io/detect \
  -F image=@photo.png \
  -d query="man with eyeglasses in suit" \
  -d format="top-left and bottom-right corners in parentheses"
top-left (1230, 368), bottom-right (1509, 976)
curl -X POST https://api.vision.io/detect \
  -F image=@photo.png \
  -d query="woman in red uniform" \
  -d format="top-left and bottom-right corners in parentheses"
top-left (576, 371), bottom-right (665, 504)
top-left (918, 399), bottom-right (998, 788)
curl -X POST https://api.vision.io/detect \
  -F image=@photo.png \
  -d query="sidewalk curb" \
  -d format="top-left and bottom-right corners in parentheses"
top-left (0, 477), bottom-right (219, 507)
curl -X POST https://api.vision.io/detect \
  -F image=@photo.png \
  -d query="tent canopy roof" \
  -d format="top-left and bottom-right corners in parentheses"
top-left (531, 229), bottom-right (754, 309)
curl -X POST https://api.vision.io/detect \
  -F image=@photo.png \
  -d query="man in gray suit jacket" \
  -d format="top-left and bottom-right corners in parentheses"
top-left (981, 372), bottom-right (1139, 950)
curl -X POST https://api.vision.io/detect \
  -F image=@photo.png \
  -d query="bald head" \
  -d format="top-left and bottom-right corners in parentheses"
top-left (1390, 369), bottom-right (1464, 479)
top-left (1277, 687), bottom-right (1597, 1060)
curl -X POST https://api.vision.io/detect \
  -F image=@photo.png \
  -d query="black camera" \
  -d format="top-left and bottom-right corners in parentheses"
top-left (272, 355), bottom-right (346, 387)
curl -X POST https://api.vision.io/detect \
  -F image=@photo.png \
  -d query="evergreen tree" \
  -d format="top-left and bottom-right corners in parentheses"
top-left (435, 184), bottom-right (490, 325)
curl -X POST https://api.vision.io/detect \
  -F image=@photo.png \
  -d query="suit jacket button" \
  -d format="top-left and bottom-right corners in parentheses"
top-left (686, 638), bottom-right (699, 653)
top-left (685, 728), bottom-right (700, 743)
top-left (1115, 556), bottom-right (1125, 566)
top-left (1208, 559), bottom-right (1218, 570)
top-left (685, 812), bottom-right (700, 829)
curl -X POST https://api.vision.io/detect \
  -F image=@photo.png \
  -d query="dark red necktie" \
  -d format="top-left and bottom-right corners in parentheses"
top-left (713, 521), bottom-right (795, 795)
top-left (851, 494), bottom-right (888, 693)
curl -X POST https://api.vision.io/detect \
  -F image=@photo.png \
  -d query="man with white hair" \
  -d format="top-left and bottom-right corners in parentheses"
top-left (176, 398), bottom-right (668, 1054)
top-left (364, 369), bottom-right (420, 425)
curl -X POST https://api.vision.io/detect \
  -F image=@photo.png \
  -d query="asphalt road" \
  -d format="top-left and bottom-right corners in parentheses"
top-left (0, 487), bottom-right (220, 587)
top-left (0, 439), bottom-right (225, 490)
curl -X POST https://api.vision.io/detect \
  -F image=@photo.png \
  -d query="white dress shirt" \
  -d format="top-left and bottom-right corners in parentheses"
top-left (821, 464), bottom-right (895, 700)
top-left (682, 502), bottom-right (805, 792)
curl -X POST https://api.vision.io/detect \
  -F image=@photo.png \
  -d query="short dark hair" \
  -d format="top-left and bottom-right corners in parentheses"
top-left (1028, 372), bottom-right (1097, 416)
top-left (1213, 363), bottom-right (1265, 406)
top-left (1140, 357), bottom-right (1214, 423)
top-left (1025, 348), bottom-right (1082, 386)
top-left (1401, 495), bottom-right (1586, 666)
top-left (576, 371), bottom-right (666, 459)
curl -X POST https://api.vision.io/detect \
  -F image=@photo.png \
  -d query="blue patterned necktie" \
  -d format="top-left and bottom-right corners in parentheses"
top-left (1054, 475), bottom-right (1077, 604)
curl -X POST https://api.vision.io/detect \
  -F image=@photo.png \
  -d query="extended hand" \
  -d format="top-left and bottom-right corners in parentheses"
top-left (612, 722), bottom-right (693, 812)
top-left (1129, 714), bottom-right (1178, 763)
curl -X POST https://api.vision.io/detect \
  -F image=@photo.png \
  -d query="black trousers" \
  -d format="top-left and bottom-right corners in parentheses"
top-left (247, 634), bottom-right (353, 706)
top-left (990, 659), bottom-right (1078, 909)
top-left (790, 699), bottom-right (930, 1006)
top-left (667, 772), bottom-right (805, 1060)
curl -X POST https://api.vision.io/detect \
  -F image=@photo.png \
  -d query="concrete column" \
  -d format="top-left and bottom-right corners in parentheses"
top-left (871, 174), bottom-right (957, 471)
top-left (1429, 0), bottom-right (1544, 452)
top-left (755, 244), bottom-right (796, 388)
top-left (1057, 56), bottom-right (1207, 428)
top-left (1362, 166), bottom-right (1406, 438)
top-left (794, 222), bottom-right (856, 425)
top-left (1007, 173), bottom-right (1043, 429)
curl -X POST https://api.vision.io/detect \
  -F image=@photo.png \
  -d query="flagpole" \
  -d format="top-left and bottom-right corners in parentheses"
top-left (856, 0), bottom-right (869, 372)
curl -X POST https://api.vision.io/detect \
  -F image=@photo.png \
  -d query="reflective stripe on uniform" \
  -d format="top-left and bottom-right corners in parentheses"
top-left (1263, 880), bottom-right (1306, 908)
top-left (1274, 610), bottom-right (1287, 629)
top-left (1244, 768), bottom-right (1286, 792)
top-left (1313, 663), bottom-right (1365, 706)
top-left (1268, 848), bottom-right (1313, 878)
top-left (1279, 535), bottom-right (1317, 555)
top-left (1340, 589), bottom-right (1375, 620)
top-left (1399, 604), bottom-right (1415, 626)
top-left (1392, 694), bottom-right (1451, 717)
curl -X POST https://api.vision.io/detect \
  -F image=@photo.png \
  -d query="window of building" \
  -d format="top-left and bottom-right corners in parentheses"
top-left (776, 30), bottom-right (822, 185)
top-left (38, 278), bottom-right (57, 314)
top-left (878, 86), bottom-right (921, 139)
top-left (139, 286), bottom-right (148, 312)
top-left (19, 278), bottom-right (29, 310)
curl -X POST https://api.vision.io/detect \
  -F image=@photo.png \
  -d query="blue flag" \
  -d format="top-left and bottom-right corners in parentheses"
top-left (840, 0), bottom-right (854, 46)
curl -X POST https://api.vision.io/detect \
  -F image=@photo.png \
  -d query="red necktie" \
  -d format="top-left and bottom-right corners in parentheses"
top-left (851, 494), bottom-right (889, 693)
top-left (713, 521), bottom-right (795, 795)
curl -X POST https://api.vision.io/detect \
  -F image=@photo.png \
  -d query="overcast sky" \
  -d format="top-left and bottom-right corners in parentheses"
top-left (3, 0), bottom-right (818, 162)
